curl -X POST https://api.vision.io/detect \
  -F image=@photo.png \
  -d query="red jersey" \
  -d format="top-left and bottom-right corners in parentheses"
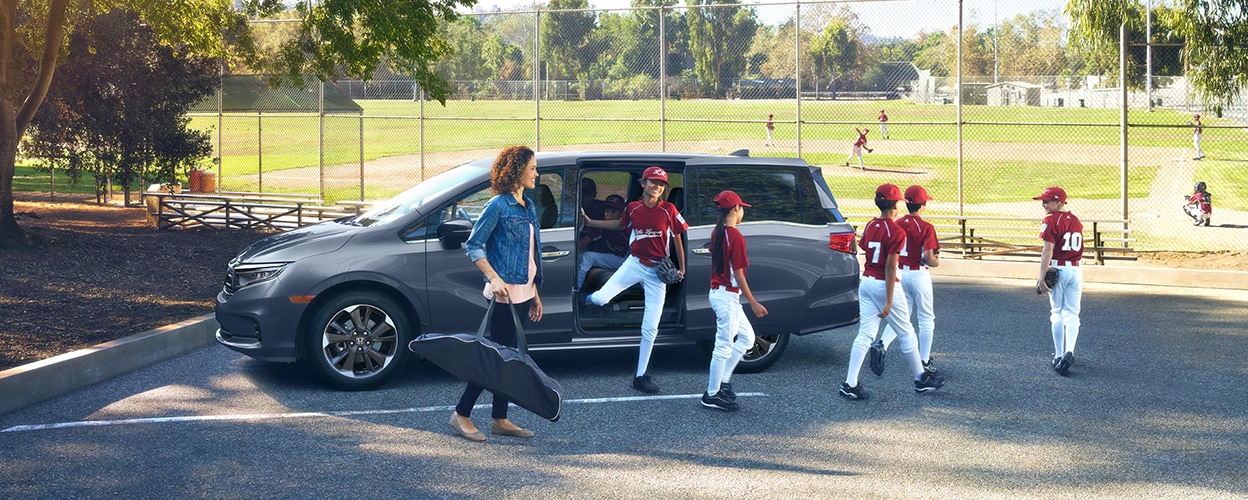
top-left (895, 214), bottom-right (939, 268)
top-left (854, 131), bottom-right (868, 147)
top-left (1194, 120), bottom-right (1203, 134)
top-left (1039, 211), bottom-right (1084, 263)
top-left (860, 217), bottom-right (906, 280)
top-left (619, 200), bottom-right (688, 262)
top-left (878, 112), bottom-right (888, 123)
top-left (1188, 191), bottom-right (1212, 212)
top-left (709, 227), bottom-right (749, 293)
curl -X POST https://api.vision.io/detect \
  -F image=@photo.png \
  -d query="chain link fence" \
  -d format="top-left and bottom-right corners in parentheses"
top-left (20, 0), bottom-right (1246, 251)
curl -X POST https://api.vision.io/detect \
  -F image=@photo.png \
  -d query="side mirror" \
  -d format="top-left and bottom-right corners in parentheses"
top-left (438, 218), bottom-right (473, 249)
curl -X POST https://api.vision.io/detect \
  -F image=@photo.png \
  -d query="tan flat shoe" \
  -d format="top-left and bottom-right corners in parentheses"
top-left (490, 422), bottom-right (535, 438)
top-left (449, 413), bottom-right (486, 442)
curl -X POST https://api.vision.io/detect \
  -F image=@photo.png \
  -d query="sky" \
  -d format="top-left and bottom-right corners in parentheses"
top-left (465, 0), bottom-right (1076, 39)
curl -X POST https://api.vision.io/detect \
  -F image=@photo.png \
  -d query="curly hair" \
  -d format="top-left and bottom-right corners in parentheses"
top-left (490, 146), bottom-right (535, 195)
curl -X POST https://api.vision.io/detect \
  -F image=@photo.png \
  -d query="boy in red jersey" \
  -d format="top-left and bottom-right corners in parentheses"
top-left (844, 128), bottom-right (873, 171)
top-left (1034, 186), bottom-right (1084, 376)
top-left (701, 190), bottom-right (768, 411)
top-left (869, 185), bottom-right (941, 377)
top-left (583, 166), bottom-right (688, 393)
top-left (878, 109), bottom-right (889, 139)
top-left (840, 184), bottom-right (945, 400)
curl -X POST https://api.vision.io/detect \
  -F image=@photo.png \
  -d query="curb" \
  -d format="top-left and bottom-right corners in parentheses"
top-left (0, 314), bottom-right (218, 416)
top-left (3, 261), bottom-right (1246, 417)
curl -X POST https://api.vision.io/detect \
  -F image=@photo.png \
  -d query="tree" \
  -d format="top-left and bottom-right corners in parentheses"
top-left (26, 10), bottom-right (216, 204)
top-left (1066, 0), bottom-right (1248, 108)
top-left (809, 21), bottom-right (858, 97)
top-left (541, 0), bottom-right (597, 80)
top-left (0, 0), bottom-right (473, 245)
top-left (686, 0), bottom-right (758, 98)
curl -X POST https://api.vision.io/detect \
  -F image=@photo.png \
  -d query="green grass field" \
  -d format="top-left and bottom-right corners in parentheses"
top-left (20, 99), bottom-right (1246, 210)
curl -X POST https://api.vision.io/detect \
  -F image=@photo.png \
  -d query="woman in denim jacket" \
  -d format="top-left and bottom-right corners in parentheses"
top-left (450, 146), bottom-right (545, 442)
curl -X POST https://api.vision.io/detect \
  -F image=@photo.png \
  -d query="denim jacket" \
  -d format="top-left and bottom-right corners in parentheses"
top-left (465, 193), bottom-right (543, 286)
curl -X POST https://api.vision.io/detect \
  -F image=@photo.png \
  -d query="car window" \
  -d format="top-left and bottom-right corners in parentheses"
top-left (353, 164), bottom-right (486, 227)
top-left (689, 167), bottom-right (829, 226)
top-left (404, 182), bottom-right (493, 241)
top-left (524, 170), bottom-right (570, 229)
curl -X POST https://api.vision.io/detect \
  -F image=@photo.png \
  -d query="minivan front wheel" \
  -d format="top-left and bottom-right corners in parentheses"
top-left (304, 291), bottom-right (411, 391)
top-left (698, 332), bottom-right (790, 374)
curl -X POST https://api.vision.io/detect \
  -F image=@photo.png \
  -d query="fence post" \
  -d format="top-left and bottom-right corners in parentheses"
top-left (534, 8), bottom-right (542, 151)
top-left (794, 2), bottom-right (802, 157)
top-left (258, 111), bottom-right (263, 193)
top-left (660, 5), bottom-right (666, 152)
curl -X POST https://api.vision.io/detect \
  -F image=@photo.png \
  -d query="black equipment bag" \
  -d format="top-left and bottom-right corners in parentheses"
top-left (408, 299), bottom-right (563, 422)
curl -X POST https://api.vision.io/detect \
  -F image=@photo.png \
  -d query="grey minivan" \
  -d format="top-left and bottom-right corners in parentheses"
top-left (215, 151), bottom-right (860, 390)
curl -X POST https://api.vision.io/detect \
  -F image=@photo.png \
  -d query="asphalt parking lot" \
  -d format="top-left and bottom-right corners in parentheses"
top-left (1, 276), bottom-right (1246, 498)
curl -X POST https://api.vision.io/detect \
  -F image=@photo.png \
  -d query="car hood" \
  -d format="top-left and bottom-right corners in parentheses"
top-left (234, 220), bottom-right (359, 263)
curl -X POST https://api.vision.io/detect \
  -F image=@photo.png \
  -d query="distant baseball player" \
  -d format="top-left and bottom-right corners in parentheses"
top-left (844, 127), bottom-right (873, 171)
top-left (840, 183), bottom-right (945, 401)
top-left (1183, 181), bottom-right (1212, 227)
top-left (878, 109), bottom-right (889, 139)
top-left (1190, 114), bottom-right (1205, 160)
top-left (869, 185), bottom-right (941, 377)
top-left (765, 113), bottom-right (775, 146)
top-left (1034, 186), bottom-right (1084, 377)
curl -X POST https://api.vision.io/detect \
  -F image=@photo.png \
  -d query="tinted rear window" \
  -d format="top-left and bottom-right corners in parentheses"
top-left (688, 167), bottom-right (834, 226)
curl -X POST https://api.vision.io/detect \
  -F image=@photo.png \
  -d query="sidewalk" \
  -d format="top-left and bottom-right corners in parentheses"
top-left (3, 262), bottom-right (1246, 416)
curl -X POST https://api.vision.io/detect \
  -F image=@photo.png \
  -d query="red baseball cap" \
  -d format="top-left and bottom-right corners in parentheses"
top-left (713, 190), bottom-right (751, 209)
top-left (642, 166), bottom-right (668, 183)
top-left (1033, 186), bottom-right (1067, 203)
top-left (875, 183), bottom-right (902, 201)
top-left (599, 194), bottom-right (626, 211)
top-left (904, 185), bottom-right (933, 203)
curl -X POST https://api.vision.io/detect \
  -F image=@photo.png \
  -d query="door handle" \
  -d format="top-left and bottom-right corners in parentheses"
top-left (692, 248), bottom-right (710, 255)
top-left (541, 250), bottom-right (571, 258)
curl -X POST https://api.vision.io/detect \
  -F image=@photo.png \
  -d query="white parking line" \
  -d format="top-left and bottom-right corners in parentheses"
top-left (1, 392), bottom-right (767, 433)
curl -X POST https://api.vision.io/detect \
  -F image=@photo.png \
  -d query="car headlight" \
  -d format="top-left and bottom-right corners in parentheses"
top-left (227, 260), bottom-right (291, 290)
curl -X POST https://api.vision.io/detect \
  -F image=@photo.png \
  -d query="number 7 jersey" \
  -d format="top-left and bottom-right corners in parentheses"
top-left (1039, 211), bottom-right (1084, 262)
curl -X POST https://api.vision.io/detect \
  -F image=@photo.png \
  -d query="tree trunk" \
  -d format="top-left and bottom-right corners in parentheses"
top-left (0, 0), bottom-right (70, 244)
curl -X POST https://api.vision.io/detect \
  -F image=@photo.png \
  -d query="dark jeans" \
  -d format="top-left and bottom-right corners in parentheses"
top-left (455, 299), bottom-right (531, 420)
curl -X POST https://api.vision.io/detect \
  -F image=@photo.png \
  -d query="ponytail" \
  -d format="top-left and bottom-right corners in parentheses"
top-left (711, 207), bottom-right (732, 275)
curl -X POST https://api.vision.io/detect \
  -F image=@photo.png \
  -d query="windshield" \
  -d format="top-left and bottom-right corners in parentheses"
top-left (350, 164), bottom-right (487, 227)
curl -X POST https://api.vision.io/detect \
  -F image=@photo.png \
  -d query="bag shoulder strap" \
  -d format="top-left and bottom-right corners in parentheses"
top-left (476, 298), bottom-right (531, 356)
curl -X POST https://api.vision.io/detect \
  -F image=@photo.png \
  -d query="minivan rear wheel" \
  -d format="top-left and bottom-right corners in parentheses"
top-left (698, 332), bottom-right (790, 373)
top-left (304, 291), bottom-right (411, 390)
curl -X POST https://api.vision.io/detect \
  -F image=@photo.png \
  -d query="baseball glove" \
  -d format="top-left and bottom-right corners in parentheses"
top-left (1037, 267), bottom-right (1059, 294)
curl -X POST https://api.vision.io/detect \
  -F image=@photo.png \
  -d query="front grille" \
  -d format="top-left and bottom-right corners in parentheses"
top-left (222, 267), bottom-right (238, 298)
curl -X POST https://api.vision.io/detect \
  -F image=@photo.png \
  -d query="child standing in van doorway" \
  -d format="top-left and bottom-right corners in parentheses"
top-left (701, 190), bottom-right (768, 411)
top-left (583, 166), bottom-right (688, 394)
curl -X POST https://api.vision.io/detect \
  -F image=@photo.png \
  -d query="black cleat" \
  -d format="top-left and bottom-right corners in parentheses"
top-left (868, 340), bottom-right (886, 376)
top-left (922, 359), bottom-right (939, 376)
top-left (719, 382), bottom-right (737, 402)
top-left (913, 371), bottom-right (945, 392)
top-left (632, 374), bottom-right (660, 393)
top-left (839, 382), bottom-right (870, 400)
top-left (700, 391), bottom-right (739, 411)
top-left (1055, 351), bottom-right (1074, 376)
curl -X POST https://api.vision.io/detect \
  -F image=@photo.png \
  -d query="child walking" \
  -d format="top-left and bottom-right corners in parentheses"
top-left (840, 184), bottom-right (945, 401)
top-left (701, 191), bottom-right (768, 411)
top-left (869, 185), bottom-right (941, 377)
top-left (1034, 186), bottom-right (1084, 376)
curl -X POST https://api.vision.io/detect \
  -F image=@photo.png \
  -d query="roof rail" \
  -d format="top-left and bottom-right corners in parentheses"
top-left (728, 149), bottom-right (750, 157)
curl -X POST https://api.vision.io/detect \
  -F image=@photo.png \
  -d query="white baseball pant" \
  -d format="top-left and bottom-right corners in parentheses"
top-left (1048, 263), bottom-right (1083, 358)
top-left (878, 268), bottom-right (935, 362)
top-left (707, 287), bottom-right (756, 395)
top-left (587, 255), bottom-right (667, 377)
top-left (576, 251), bottom-right (626, 288)
top-left (846, 276), bottom-right (923, 387)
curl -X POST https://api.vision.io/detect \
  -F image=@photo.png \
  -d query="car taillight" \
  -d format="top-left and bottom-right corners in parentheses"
top-left (829, 232), bottom-right (855, 254)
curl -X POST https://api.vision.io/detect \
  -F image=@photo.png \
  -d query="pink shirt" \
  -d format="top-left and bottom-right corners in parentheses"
top-left (483, 224), bottom-right (537, 304)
